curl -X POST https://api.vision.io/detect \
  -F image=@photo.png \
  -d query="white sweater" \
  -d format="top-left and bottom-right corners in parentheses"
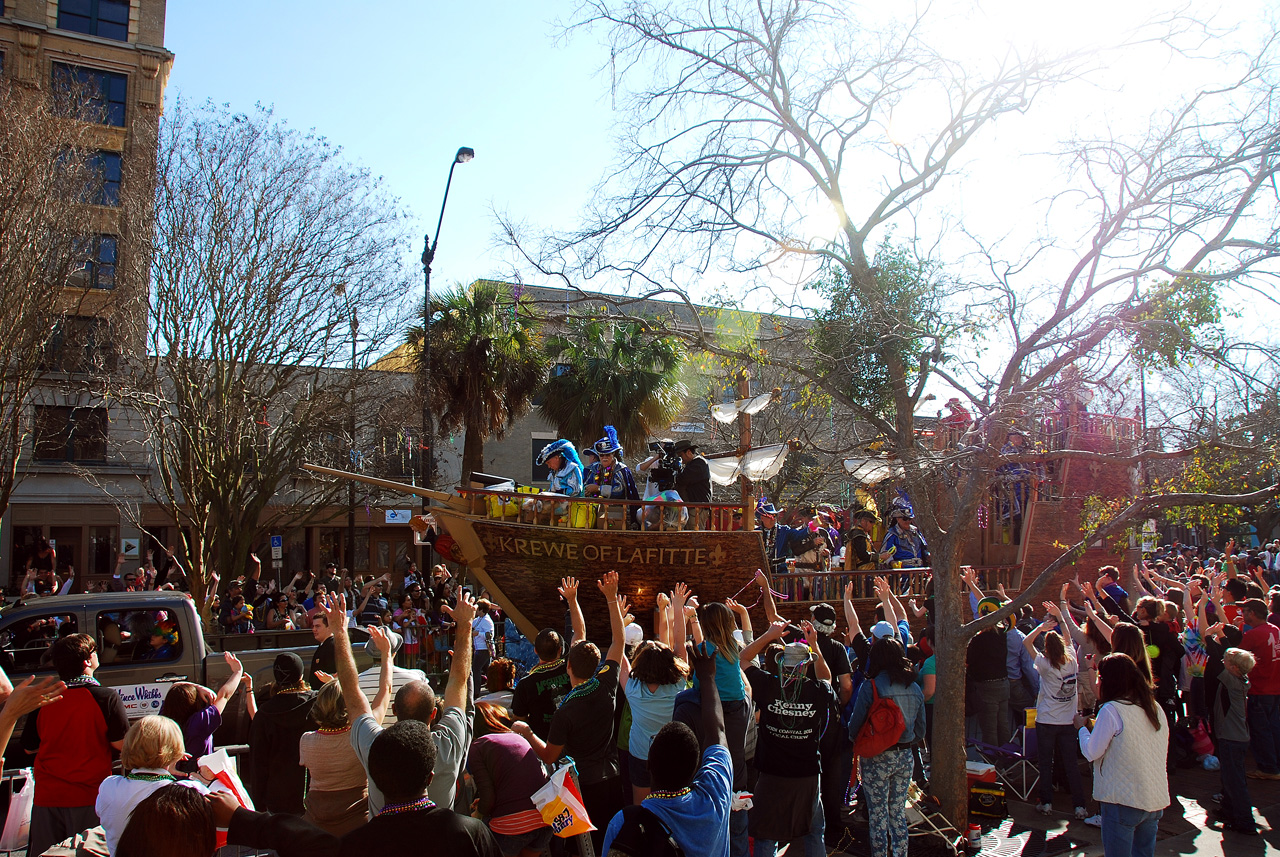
top-left (1078, 700), bottom-right (1170, 812)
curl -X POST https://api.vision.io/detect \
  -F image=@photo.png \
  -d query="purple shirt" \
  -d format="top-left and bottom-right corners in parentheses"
top-left (184, 704), bottom-right (221, 759)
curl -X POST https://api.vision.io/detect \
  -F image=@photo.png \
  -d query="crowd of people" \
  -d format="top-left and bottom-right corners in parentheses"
top-left (4, 514), bottom-right (1280, 857)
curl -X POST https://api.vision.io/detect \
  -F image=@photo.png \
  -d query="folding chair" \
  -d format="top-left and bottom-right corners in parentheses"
top-left (905, 781), bottom-right (963, 855)
top-left (967, 708), bottom-right (1040, 802)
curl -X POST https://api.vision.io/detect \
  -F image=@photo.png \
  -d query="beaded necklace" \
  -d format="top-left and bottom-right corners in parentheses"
top-left (561, 676), bottom-right (599, 704)
top-left (647, 786), bottom-right (692, 800)
top-left (592, 463), bottom-right (616, 486)
top-left (316, 726), bottom-right (349, 735)
top-left (378, 796), bottom-right (435, 816)
top-left (125, 771), bottom-right (175, 783)
top-left (64, 675), bottom-right (99, 688)
top-left (528, 658), bottom-right (565, 676)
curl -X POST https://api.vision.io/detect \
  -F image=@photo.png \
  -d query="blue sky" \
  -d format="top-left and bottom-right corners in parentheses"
top-left (164, 1), bottom-right (615, 299)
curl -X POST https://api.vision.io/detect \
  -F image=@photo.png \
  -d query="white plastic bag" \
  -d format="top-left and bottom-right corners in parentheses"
top-left (0, 768), bottom-right (34, 851)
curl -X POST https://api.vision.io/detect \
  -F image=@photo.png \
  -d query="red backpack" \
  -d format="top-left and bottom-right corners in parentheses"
top-left (853, 679), bottom-right (907, 756)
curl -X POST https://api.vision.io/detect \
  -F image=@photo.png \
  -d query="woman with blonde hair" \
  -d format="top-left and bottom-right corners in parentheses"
top-left (298, 679), bottom-right (368, 835)
top-left (96, 715), bottom-right (208, 854)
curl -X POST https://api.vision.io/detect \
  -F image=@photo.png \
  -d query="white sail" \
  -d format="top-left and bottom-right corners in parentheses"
top-left (710, 390), bottom-right (776, 424)
top-left (707, 443), bottom-right (790, 486)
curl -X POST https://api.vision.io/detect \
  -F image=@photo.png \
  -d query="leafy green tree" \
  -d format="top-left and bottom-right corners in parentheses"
top-left (809, 241), bottom-right (947, 420)
top-left (537, 314), bottom-right (688, 455)
top-left (410, 279), bottom-right (548, 480)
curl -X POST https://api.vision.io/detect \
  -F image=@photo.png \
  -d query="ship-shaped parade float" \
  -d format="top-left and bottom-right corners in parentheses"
top-left (305, 386), bottom-right (1142, 642)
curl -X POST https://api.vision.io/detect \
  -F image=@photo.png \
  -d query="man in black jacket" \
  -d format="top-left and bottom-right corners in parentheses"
top-left (672, 440), bottom-right (711, 504)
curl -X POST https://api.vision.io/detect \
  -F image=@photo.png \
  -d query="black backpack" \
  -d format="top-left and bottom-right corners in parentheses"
top-left (606, 805), bottom-right (686, 857)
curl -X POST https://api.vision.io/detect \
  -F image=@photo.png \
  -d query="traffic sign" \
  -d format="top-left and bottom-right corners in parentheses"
top-left (270, 535), bottom-right (283, 548)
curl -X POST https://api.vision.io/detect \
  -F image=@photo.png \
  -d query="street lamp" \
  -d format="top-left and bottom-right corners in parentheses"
top-left (419, 146), bottom-right (475, 497)
top-left (347, 309), bottom-right (358, 574)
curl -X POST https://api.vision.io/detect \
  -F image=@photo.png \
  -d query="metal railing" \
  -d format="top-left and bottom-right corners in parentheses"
top-left (768, 565), bottom-right (1023, 606)
top-left (458, 487), bottom-right (755, 533)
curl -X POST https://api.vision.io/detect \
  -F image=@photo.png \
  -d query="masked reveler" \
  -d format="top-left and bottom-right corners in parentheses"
top-left (583, 425), bottom-right (641, 528)
top-left (522, 439), bottom-right (584, 523)
top-left (878, 500), bottom-right (929, 568)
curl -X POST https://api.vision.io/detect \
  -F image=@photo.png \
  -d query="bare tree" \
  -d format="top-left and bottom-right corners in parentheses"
top-left (505, 0), bottom-right (1280, 823)
top-left (0, 78), bottom-right (111, 528)
top-left (112, 101), bottom-right (413, 628)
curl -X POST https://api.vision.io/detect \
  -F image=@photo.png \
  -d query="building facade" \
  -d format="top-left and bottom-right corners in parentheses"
top-left (0, 0), bottom-right (173, 586)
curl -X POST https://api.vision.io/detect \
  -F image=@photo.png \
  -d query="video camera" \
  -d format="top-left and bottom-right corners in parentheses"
top-left (646, 440), bottom-right (682, 491)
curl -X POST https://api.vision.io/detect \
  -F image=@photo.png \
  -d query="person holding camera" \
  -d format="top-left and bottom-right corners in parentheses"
top-left (638, 439), bottom-right (684, 530)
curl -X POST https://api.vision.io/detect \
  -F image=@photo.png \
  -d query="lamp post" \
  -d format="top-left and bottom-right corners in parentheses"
top-left (347, 309), bottom-right (358, 573)
top-left (419, 146), bottom-right (474, 497)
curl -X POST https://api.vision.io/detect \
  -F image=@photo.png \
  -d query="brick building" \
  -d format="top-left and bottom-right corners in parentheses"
top-left (0, 0), bottom-right (173, 584)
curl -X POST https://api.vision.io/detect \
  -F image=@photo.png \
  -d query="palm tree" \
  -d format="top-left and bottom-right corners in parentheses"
top-left (408, 279), bottom-right (547, 479)
top-left (538, 314), bottom-right (688, 455)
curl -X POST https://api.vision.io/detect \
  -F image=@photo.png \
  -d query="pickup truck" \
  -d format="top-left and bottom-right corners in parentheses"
top-left (0, 591), bottom-right (372, 752)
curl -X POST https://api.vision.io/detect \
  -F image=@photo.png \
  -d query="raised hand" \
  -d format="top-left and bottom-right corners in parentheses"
top-left (321, 593), bottom-right (348, 633)
top-left (1, 676), bottom-right (65, 719)
top-left (368, 624), bottom-right (393, 657)
top-left (223, 651), bottom-right (243, 673)
top-left (689, 642), bottom-right (717, 682)
top-left (844, 581), bottom-right (855, 602)
top-left (1060, 582), bottom-right (1071, 602)
top-left (673, 581), bottom-right (692, 606)
top-left (801, 619), bottom-right (818, 646)
top-left (764, 619), bottom-right (788, 640)
top-left (656, 591), bottom-right (671, 610)
top-left (1044, 601), bottom-right (1062, 619)
top-left (726, 598), bottom-right (749, 617)
top-left (558, 577), bottom-right (580, 602)
top-left (444, 589), bottom-right (477, 627)
top-left (597, 570), bottom-right (620, 600)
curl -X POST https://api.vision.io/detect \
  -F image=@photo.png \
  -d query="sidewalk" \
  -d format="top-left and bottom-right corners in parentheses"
top-left (829, 763), bottom-right (1280, 856)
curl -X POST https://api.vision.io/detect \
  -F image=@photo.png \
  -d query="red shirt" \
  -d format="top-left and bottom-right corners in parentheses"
top-left (1242, 622), bottom-right (1280, 695)
top-left (21, 681), bottom-right (128, 807)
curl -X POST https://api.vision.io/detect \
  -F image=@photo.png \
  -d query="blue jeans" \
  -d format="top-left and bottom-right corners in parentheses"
top-left (1036, 721), bottom-right (1086, 807)
top-left (1218, 738), bottom-right (1254, 828)
top-left (753, 785), bottom-right (825, 857)
top-left (861, 747), bottom-right (914, 857)
top-left (1247, 693), bottom-right (1280, 775)
top-left (1100, 803), bottom-right (1162, 857)
top-left (730, 807), bottom-right (748, 857)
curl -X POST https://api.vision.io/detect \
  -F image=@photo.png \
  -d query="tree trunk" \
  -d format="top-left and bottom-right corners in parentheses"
top-left (462, 422), bottom-right (485, 483)
top-left (929, 541), bottom-right (972, 828)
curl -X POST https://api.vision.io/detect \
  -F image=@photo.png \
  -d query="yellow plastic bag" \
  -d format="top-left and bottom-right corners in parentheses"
top-left (568, 501), bottom-right (598, 529)
top-left (531, 764), bottom-right (594, 838)
top-left (485, 485), bottom-right (538, 518)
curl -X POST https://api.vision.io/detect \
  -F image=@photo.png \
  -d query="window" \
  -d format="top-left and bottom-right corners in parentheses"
top-left (86, 151), bottom-right (121, 206)
top-left (68, 234), bottom-right (117, 290)
top-left (0, 613), bottom-right (78, 673)
top-left (532, 438), bottom-right (553, 482)
top-left (58, 0), bottom-right (129, 42)
top-left (96, 610), bottom-right (183, 667)
top-left (52, 63), bottom-right (127, 127)
top-left (41, 315), bottom-right (118, 372)
top-left (33, 405), bottom-right (108, 462)
top-left (88, 526), bottom-right (117, 576)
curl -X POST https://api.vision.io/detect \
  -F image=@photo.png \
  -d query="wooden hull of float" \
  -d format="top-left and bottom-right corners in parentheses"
top-left (431, 510), bottom-right (771, 643)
